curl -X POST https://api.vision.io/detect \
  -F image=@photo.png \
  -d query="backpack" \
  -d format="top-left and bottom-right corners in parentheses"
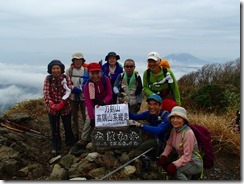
top-left (118, 72), bottom-right (142, 96)
top-left (146, 67), bottom-right (171, 98)
top-left (159, 59), bottom-right (170, 69)
top-left (181, 124), bottom-right (215, 169)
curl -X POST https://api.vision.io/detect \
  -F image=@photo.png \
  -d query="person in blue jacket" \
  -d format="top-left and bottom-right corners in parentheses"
top-left (128, 94), bottom-right (172, 159)
top-left (102, 52), bottom-right (123, 104)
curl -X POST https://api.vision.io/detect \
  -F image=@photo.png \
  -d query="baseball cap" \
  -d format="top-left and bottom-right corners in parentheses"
top-left (147, 51), bottom-right (161, 61)
top-left (87, 62), bottom-right (101, 72)
top-left (146, 94), bottom-right (162, 104)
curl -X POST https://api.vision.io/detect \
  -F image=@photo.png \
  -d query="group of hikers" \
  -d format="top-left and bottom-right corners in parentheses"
top-left (43, 51), bottom-right (203, 180)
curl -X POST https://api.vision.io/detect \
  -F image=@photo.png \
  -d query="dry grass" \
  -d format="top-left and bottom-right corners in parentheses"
top-left (3, 98), bottom-right (47, 118)
top-left (188, 113), bottom-right (240, 155)
top-left (140, 99), bottom-right (240, 156)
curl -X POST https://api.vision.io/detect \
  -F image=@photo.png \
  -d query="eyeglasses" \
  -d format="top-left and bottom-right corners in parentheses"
top-left (124, 65), bottom-right (134, 68)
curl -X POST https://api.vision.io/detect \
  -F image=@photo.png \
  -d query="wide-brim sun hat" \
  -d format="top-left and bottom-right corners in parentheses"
top-left (47, 59), bottom-right (65, 74)
top-left (87, 62), bottom-right (101, 72)
top-left (147, 51), bottom-right (161, 62)
top-left (105, 52), bottom-right (120, 61)
top-left (72, 52), bottom-right (85, 62)
top-left (146, 94), bottom-right (162, 104)
top-left (167, 106), bottom-right (189, 124)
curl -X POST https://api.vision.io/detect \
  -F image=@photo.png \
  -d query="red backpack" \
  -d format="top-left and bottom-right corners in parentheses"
top-left (181, 124), bottom-right (215, 169)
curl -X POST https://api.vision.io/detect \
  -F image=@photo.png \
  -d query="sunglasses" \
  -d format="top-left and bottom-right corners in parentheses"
top-left (124, 65), bottom-right (134, 68)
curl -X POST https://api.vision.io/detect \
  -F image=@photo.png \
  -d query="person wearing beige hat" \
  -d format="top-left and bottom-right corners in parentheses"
top-left (158, 106), bottom-right (203, 180)
top-left (65, 52), bottom-right (89, 142)
top-left (143, 51), bottom-right (181, 106)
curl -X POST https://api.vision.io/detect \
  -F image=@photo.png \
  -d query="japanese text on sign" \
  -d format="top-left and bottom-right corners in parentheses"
top-left (92, 128), bottom-right (141, 148)
top-left (95, 104), bottom-right (129, 127)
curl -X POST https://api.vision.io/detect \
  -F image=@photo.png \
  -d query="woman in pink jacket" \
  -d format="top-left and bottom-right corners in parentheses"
top-left (158, 106), bottom-right (203, 180)
top-left (83, 62), bottom-right (112, 127)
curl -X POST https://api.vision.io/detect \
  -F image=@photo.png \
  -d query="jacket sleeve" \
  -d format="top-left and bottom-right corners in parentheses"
top-left (129, 111), bottom-right (149, 120)
top-left (168, 69), bottom-right (181, 106)
top-left (43, 76), bottom-right (51, 104)
top-left (66, 75), bottom-right (72, 94)
top-left (162, 130), bottom-right (174, 157)
top-left (142, 70), bottom-right (154, 97)
top-left (103, 76), bottom-right (113, 104)
top-left (113, 73), bottom-right (121, 94)
top-left (84, 83), bottom-right (95, 120)
top-left (143, 117), bottom-right (171, 135)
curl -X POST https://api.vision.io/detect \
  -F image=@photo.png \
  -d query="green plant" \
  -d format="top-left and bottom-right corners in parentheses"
top-left (190, 84), bottom-right (228, 114)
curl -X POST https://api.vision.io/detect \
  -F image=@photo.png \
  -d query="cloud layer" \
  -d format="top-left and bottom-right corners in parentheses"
top-left (0, 0), bottom-right (240, 65)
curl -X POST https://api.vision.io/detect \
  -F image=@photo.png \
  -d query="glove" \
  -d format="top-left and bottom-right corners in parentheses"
top-left (49, 101), bottom-right (56, 109)
top-left (157, 155), bottom-right (167, 166)
top-left (90, 119), bottom-right (95, 127)
top-left (134, 103), bottom-right (141, 112)
top-left (55, 101), bottom-right (65, 111)
top-left (167, 163), bottom-right (176, 176)
top-left (72, 87), bottom-right (82, 94)
top-left (97, 101), bottom-right (106, 106)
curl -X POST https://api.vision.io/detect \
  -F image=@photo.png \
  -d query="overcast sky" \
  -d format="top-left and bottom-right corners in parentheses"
top-left (0, 0), bottom-right (240, 65)
top-left (0, 0), bottom-right (241, 113)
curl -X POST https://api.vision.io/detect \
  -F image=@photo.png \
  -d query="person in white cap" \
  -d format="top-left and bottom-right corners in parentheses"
top-left (143, 51), bottom-right (181, 106)
top-left (65, 52), bottom-right (88, 142)
top-left (158, 106), bottom-right (203, 180)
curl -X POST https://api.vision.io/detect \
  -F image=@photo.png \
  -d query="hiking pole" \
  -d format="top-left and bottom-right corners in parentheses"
top-left (99, 147), bottom-right (154, 180)
top-left (5, 120), bottom-right (42, 135)
top-left (0, 123), bottom-right (47, 139)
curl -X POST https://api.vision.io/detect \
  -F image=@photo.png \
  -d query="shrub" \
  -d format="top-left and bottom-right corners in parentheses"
top-left (190, 84), bottom-right (228, 114)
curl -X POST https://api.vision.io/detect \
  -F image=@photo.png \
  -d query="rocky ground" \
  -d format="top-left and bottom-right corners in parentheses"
top-left (0, 112), bottom-right (240, 181)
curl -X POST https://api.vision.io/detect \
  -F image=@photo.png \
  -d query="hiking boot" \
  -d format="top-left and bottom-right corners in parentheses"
top-left (140, 155), bottom-right (151, 171)
top-left (75, 140), bottom-right (88, 148)
top-left (70, 146), bottom-right (87, 156)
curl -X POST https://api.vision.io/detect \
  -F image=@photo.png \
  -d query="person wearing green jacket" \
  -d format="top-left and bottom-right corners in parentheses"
top-left (143, 51), bottom-right (181, 106)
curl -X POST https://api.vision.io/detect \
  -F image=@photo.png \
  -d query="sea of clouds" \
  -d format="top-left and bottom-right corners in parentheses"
top-left (0, 61), bottom-right (203, 114)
